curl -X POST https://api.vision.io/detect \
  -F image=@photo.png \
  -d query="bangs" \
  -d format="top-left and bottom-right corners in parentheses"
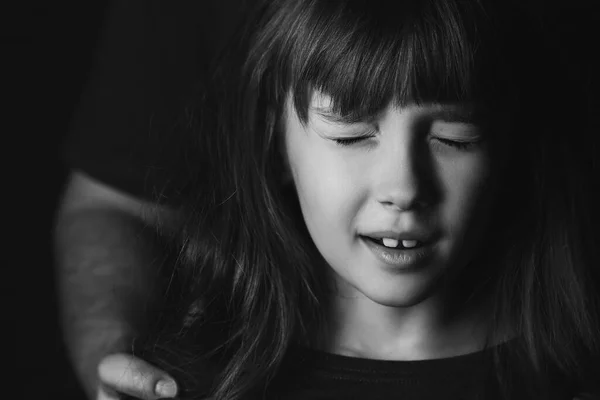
top-left (266, 0), bottom-right (506, 123)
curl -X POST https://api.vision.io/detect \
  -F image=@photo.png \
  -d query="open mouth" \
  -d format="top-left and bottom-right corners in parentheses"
top-left (362, 236), bottom-right (425, 250)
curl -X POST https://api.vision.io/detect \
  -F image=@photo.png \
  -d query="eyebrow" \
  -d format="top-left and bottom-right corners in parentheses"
top-left (428, 106), bottom-right (482, 124)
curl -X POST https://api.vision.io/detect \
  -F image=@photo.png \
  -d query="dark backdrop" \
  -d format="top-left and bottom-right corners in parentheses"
top-left (9, 1), bottom-right (598, 399)
top-left (10, 3), bottom-right (110, 398)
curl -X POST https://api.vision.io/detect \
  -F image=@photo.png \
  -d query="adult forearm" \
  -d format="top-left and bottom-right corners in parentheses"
top-left (54, 208), bottom-right (168, 399)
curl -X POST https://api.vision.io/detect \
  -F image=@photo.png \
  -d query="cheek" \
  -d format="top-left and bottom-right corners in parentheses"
top-left (439, 154), bottom-right (494, 230)
top-left (292, 149), bottom-right (356, 219)
top-left (286, 137), bottom-right (365, 245)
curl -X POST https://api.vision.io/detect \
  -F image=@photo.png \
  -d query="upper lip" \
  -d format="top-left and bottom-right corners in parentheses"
top-left (361, 230), bottom-right (436, 243)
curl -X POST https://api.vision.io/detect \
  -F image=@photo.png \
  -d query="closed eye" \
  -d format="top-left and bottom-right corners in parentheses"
top-left (433, 137), bottom-right (482, 150)
top-left (334, 136), bottom-right (481, 149)
top-left (333, 135), bottom-right (374, 147)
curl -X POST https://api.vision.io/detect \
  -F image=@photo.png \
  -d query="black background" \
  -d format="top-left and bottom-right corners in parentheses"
top-left (7, 1), bottom-right (598, 398)
top-left (9, 3), bottom-right (110, 398)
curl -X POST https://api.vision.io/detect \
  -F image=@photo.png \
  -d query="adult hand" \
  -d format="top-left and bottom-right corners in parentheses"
top-left (96, 353), bottom-right (178, 400)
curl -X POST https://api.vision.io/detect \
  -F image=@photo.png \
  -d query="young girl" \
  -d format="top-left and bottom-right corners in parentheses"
top-left (114, 0), bottom-right (600, 399)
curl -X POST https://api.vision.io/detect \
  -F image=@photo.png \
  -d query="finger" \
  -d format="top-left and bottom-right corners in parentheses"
top-left (98, 353), bottom-right (178, 400)
top-left (97, 384), bottom-right (120, 400)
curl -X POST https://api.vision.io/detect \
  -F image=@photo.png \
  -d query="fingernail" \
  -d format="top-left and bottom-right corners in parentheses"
top-left (155, 379), bottom-right (178, 398)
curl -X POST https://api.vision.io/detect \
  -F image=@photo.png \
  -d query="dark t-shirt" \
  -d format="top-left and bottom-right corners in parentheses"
top-left (64, 0), bottom-right (246, 204)
top-left (127, 330), bottom-right (596, 400)
top-left (262, 341), bottom-right (578, 400)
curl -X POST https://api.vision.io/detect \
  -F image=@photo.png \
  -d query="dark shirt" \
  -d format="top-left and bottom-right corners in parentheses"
top-left (264, 341), bottom-right (578, 400)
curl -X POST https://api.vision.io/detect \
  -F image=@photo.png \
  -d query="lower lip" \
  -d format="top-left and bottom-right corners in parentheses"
top-left (361, 237), bottom-right (436, 269)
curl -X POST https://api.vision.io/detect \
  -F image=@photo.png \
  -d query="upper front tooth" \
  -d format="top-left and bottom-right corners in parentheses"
top-left (382, 238), bottom-right (399, 248)
top-left (402, 240), bottom-right (418, 248)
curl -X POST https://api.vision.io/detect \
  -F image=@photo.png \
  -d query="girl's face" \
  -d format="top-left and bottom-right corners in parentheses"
top-left (282, 91), bottom-right (497, 307)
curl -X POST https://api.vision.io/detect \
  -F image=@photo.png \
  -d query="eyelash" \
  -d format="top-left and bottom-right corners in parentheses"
top-left (434, 138), bottom-right (479, 150)
top-left (333, 136), bottom-right (479, 150)
top-left (333, 136), bottom-right (374, 147)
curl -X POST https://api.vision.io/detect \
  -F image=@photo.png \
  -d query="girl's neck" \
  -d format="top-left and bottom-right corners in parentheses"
top-left (312, 284), bottom-right (499, 361)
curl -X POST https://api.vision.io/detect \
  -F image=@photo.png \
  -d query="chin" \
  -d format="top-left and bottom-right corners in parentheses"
top-left (364, 285), bottom-right (435, 308)
top-left (345, 271), bottom-right (442, 308)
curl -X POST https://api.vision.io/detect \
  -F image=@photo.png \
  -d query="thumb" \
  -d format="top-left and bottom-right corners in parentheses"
top-left (97, 353), bottom-right (178, 400)
top-left (96, 384), bottom-right (121, 400)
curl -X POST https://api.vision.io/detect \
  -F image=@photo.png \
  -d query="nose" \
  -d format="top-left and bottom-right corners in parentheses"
top-left (374, 138), bottom-right (431, 212)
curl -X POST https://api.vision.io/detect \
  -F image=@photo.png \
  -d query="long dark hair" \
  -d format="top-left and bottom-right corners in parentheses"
top-left (134, 1), bottom-right (600, 399)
